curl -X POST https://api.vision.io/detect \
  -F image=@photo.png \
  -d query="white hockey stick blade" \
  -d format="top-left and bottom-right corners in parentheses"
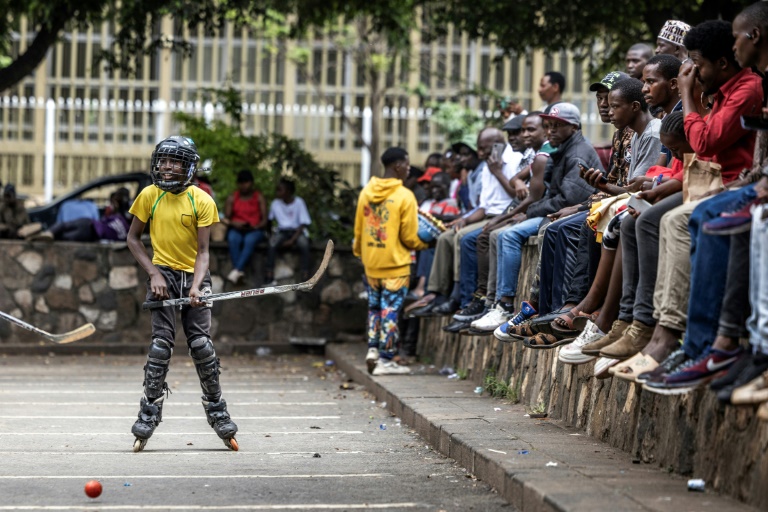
top-left (0, 310), bottom-right (96, 345)
top-left (143, 239), bottom-right (335, 310)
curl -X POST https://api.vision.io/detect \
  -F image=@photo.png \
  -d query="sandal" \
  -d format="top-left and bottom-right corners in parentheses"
top-left (523, 332), bottom-right (575, 349)
top-left (502, 320), bottom-right (537, 340)
top-left (404, 293), bottom-right (435, 315)
top-left (611, 353), bottom-right (659, 382)
top-left (552, 310), bottom-right (596, 334)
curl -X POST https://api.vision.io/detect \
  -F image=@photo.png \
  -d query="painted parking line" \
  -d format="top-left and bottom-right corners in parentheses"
top-left (0, 473), bottom-right (392, 479)
top-left (0, 388), bottom-right (316, 395)
top-left (0, 503), bottom-right (425, 510)
top-left (0, 431), bottom-right (363, 435)
top-left (0, 451), bottom-right (367, 456)
top-left (0, 416), bottom-right (341, 420)
top-left (2, 402), bottom-right (339, 406)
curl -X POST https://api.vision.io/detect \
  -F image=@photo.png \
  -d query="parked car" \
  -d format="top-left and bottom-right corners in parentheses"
top-left (28, 172), bottom-right (153, 228)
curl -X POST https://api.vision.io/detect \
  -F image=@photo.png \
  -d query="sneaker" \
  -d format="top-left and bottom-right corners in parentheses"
top-left (558, 320), bottom-right (604, 365)
top-left (702, 198), bottom-right (762, 236)
top-left (372, 359), bottom-right (412, 375)
top-left (442, 319), bottom-right (472, 333)
top-left (453, 297), bottom-right (487, 322)
top-left (709, 351), bottom-right (753, 391)
top-left (29, 230), bottom-right (54, 242)
top-left (716, 352), bottom-right (768, 404)
top-left (430, 298), bottom-right (460, 317)
top-left (493, 301), bottom-right (537, 342)
top-left (581, 320), bottom-right (630, 357)
top-left (638, 348), bottom-right (688, 385)
top-left (366, 347), bottom-right (379, 375)
top-left (594, 356), bottom-right (620, 378)
top-left (227, 269), bottom-right (242, 284)
top-left (470, 304), bottom-right (510, 332)
top-left (656, 348), bottom-right (743, 392)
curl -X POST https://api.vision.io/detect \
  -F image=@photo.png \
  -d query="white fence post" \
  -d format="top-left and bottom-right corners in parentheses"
top-left (204, 102), bottom-right (214, 126)
top-left (44, 99), bottom-right (56, 203)
top-left (360, 107), bottom-right (372, 186)
top-left (154, 99), bottom-right (167, 142)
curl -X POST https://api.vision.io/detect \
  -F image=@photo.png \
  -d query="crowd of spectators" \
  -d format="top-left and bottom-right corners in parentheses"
top-left (359, 1), bottom-right (768, 414)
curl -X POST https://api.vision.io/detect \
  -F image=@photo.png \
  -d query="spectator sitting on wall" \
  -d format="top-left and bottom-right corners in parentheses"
top-left (29, 187), bottom-right (132, 242)
top-left (221, 169), bottom-right (268, 285)
top-left (0, 184), bottom-right (36, 239)
top-left (264, 177), bottom-right (312, 284)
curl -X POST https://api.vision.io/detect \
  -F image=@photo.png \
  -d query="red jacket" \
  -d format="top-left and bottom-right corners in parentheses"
top-left (683, 68), bottom-right (763, 184)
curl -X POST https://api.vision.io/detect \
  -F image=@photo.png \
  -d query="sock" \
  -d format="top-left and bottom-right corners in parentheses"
top-left (499, 301), bottom-right (515, 313)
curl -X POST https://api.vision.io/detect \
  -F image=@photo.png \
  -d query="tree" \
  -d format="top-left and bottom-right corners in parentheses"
top-left (425, 0), bottom-right (753, 77)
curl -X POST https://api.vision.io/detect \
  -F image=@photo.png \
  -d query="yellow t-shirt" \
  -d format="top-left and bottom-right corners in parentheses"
top-left (130, 185), bottom-right (219, 272)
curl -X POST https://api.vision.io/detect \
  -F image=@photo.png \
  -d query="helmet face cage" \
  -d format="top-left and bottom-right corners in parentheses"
top-left (150, 137), bottom-right (200, 193)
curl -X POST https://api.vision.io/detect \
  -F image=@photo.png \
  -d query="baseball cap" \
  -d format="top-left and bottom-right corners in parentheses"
top-left (658, 20), bottom-right (691, 47)
top-left (589, 71), bottom-right (630, 92)
top-left (451, 134), bottom-right (478, 154)
top-left (539, 103), bottom-right (581, 127)
top-left (502, 115), bottom-right (524, 132)
top-left (417, 166), bottom-right (442, 183)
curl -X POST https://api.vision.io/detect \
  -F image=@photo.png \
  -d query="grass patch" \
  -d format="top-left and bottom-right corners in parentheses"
top-left (483, 371), bottom-right (519, 403)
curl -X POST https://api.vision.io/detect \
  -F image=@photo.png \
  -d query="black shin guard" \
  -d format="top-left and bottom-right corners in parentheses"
top-left (143, 338), bottom-right (172, 400)
top-left (189, 336), bottom-right (221, 401)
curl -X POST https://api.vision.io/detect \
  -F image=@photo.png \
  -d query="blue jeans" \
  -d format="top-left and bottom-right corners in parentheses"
top-left (496, 217), bottom-right (543, 300)
top-left (749, 204), bottom-right (768, 354)
top-left (684, 185), bottom-right (756, 358)
top-left (227, 228), bottom-right (266, 271)
top-left (458, 228), bottom-right (483, 307)
top-left (538, 212), bottom-right (587, 314)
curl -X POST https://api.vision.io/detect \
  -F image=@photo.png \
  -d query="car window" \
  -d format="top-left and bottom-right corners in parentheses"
top-left (79, 181), bottom-right (141, 212)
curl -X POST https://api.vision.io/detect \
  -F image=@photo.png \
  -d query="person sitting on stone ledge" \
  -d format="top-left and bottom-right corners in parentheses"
top-left (264, 177), bottom-right (312, 285)
top-left (29, 187), bottom-right (132, 243)
top-left (0, 184), bottom-right (38, 239)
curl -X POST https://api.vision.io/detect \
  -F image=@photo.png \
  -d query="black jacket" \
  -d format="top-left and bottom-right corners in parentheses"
top-left (526, 131), bottom-right (602, 219)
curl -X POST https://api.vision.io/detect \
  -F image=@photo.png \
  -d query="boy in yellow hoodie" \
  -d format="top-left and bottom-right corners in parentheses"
top-left (354, 147), bottom-right (428, 375)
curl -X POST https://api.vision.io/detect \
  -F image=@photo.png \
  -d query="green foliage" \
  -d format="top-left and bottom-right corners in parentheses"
top-left (428, 101), bottom-right (485, 145)
top-left (175, 97), bottom-right (357, 244)
top-left (483, 371), bottom-right (519, 403)
top-left (530, 401), bottom-right (547, 415)
top-left (456, 368), bottom-right (469, 380)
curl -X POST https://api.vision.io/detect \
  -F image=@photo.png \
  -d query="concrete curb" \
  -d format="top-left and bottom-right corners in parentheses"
top-left (327, 342), bottom-right (757, 512)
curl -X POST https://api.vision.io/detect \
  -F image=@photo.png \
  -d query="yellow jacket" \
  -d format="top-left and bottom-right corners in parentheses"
top-left (353, 177), bottom-right (427, 278)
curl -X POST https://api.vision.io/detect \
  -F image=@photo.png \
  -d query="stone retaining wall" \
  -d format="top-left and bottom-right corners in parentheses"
top-left (416, 240), bottom-right (768, 509)
top-left (0, 240), bottom-right (366, 346)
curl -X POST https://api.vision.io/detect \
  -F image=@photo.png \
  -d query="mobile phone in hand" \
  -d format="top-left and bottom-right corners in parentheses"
top-left (579, 162), bottom-right (607, 183)
top-left (491, 142), bottom-right (505, 161)
top-left (741, 115), bottom-right (768, 131)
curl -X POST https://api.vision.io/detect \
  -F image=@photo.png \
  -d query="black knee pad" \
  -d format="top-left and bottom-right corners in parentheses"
top-left (189, 337), bottom-right (221, 401)
top-left (143, 338), bottom-right (172, 399)
top-left (189, 337), bottom-right (216, 363)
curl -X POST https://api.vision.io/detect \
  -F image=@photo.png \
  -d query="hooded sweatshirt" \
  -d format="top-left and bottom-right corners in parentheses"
top-left (353, 176), bottom-right (428, 278)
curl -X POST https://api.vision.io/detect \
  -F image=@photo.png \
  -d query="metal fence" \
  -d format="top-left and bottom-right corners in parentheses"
top-left (1, 15), bottom-right (613, 200)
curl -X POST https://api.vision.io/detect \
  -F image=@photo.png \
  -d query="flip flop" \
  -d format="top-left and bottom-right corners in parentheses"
top-left (503, 320), bottom-right (537, 340)
top-left (611, 353), bottom-right (659, 382)
top-left (404, 293), bottom-right (435, 314)
top-left (523, 332), bottom-right (575, 349)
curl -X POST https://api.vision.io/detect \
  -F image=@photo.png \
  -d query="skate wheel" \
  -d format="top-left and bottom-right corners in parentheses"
top-left (133, 438), bottom-right (147, 452)
top-left (225, 437), bottom-right (239, 451)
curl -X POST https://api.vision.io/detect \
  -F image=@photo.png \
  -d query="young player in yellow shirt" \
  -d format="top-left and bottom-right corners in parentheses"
top-left (126, 135), bottom-right (239, 451)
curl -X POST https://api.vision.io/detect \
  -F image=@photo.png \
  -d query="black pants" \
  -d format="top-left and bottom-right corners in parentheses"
top-left (147, 266), bottom-right (213, 347)
top-left (619, 192), bottom-right (683, 325)
top-left (718, 230), bottom-right (751, 339)
top-left (51, 218), bottom-right (97, 242)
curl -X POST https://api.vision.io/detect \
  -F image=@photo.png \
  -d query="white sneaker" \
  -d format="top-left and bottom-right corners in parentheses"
top-left (366, 348), bottom-right (379, 374)
top-left (372, 359), bottom-right (412, 375)
top-left (594, 356), bottom-right (620, 378)
top-left (227, 269), bottom-right (241, 284)
top-left (558, 320), bottom-right (604, 365)
top-left (470, 304), bottom-right (510, 332)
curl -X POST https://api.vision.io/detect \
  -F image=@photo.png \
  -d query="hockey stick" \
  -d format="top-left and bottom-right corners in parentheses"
top-left (142, 239), bottom-right (335, 310)
top-left (0, 310), bottom-right (95, 344)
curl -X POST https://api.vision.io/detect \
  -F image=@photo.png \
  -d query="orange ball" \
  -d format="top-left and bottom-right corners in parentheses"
top-left (84, 480), bottom-right (102, 498)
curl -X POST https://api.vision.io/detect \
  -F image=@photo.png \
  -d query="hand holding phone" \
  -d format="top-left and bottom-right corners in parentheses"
top-left (580, 163), bottom-right (607, 183)
top-left (491, 142), bottom-right (505, 161)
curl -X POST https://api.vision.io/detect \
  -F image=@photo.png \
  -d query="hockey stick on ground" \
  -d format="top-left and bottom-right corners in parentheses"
top-left (142, 239), bottom-right (335, 310)
top-left (0, 310), bottom-right (96, 344)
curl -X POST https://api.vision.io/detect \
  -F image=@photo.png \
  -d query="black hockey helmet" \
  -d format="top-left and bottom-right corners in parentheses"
top-left (150, 136), bottom-right (200, 193)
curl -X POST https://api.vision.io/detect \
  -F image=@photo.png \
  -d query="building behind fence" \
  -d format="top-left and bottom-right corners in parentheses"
top-left (1, 16), bottom-right (612, 201)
